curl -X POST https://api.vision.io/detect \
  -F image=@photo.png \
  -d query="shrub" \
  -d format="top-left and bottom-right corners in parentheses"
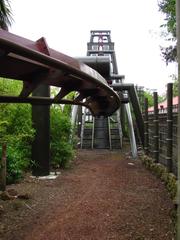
top-left (0, 79), bottom-right (35, 183)
top-left (0, 79), bottom-right (76, 182)
top-left (140, 154), bottom-right (177, 199)
top-left (50, 106), bottom-right (75, 169)
top-left (0, 104), bottom-right (35, 183)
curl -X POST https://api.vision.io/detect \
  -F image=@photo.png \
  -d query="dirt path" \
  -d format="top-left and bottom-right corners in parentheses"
top-left (0, 150), bottom-right (175, 240)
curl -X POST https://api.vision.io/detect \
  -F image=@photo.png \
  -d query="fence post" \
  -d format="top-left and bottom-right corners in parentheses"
top-left (144, 98), bottom-right (149, 154)
top-left (0, 143), bottom-right (7, 191)
top-left (176, 0), bottom-right (180, 238)
top-left (166, 83), bottom-right (173, 172)
top-left (153, 92), bottom-right (159, 163)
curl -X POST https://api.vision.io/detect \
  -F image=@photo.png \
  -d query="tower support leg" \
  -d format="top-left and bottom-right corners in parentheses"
top-left (125, 103), bottom-right (137, 158)
top-left (71, 105), bottom-right (78, 125)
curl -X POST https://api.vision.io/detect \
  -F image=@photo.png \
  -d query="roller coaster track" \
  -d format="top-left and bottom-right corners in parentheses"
top-left (0, 29), bottom-right (120, 116)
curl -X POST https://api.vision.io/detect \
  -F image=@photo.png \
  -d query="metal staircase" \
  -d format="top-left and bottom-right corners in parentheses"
top-left (80, 30), bottom-right (123, 150)
top-left (80, 108), bottom-right (95, 149)
top-left (80, 109), bottom-right (122, 149)
top-left (108, 111), bottom-right (123, 149)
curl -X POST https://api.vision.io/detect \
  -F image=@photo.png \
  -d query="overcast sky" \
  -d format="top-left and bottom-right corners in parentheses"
top-left (10, 0), bottom-right (177, 94)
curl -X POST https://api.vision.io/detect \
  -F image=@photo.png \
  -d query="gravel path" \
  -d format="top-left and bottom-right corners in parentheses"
top-left (0, 149), bottom-right (175, 240)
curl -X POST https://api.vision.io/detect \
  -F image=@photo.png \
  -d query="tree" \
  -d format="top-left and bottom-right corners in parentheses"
top-left (169, 74), bottom-right (179, 96)
top-left (0, 0), bottom-right (13, 30)
top-left (0, 79), bottom-right (35, 183)
top-left (50, 106), bottom-right (75, 169)
top-left (158, 0), bottom-right (176, 63)
top-left (144, 90), bottom-right (154, 107)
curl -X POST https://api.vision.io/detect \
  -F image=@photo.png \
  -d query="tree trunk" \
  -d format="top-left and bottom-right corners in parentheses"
top-left (0, 143), bottom-right (7, 191)
top-left (176, 0), bottom-right (180, 238)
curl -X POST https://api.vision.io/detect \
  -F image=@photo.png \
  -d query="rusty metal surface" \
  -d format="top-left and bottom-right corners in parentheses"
top-left (0, 29), bottom-right (120, 116)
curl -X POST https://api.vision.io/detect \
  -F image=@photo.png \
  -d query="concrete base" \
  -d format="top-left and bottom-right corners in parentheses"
top-left (30, 171), bottom-right (61, 180)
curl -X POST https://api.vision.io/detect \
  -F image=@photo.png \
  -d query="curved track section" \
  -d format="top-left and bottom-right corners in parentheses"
top-left (0, 29), bottom-right (120, 116)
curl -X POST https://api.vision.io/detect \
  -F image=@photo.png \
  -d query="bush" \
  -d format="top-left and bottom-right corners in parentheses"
top-left (50, 106), bottom-right (75, 169)
top-left (140, 154), bottom-right (177, 199)
top-left (0, 79), bottom-right (76, 181)
top-left (0, 104), bottom-right (35, 183)
top-left (0, 79), bottom-right (35, 183)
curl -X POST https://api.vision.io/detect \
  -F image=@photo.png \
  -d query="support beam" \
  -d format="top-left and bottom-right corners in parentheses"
top-left (129, 86), bottom-right (144, 146)
top-left (77, 106), bottom-right (82, 138)
top-left (32, 85), bottom-right (50, 176)
top-left (76, 56), bottom-right (110, 77)
top-left (0, 95), bottom-right (85, 106)
top-left (71, 105), bottom-right (78, 125)
top-left (0, 29), bottom-right (121, 117)
top-left (125, 103), bottom-right (137, 158)
top-left (112, 83), bottom-right (144, 147)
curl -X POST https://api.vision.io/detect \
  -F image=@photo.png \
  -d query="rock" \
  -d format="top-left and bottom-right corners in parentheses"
top-left (12, 200), bottom-right (23, 210)
top-left (17, 193), bottom-right (31, 200)
top-left (0, 205), bottom-right (4, 215)
top-left (128, 162), bottom-right (134, 166)
top-left (173, 197), bottom-right (178, 210)
top-left (0, 191), bottom-right (16, 200)
top-left (7, 188), bottom-right (18, 196)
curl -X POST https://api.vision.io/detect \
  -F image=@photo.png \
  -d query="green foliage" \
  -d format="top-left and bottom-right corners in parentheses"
top-left (0, 79), bottom-right (76, 182)
top-left (159, 0), bottom-right (176, 37)
top-left (0, 139), bottom-right (32, 183)
top-left (0, 120), bottom-right (8, 137)
top-left (166, 173), bottom-right (177, 199)
top-left (50, 87), bottom-right (76, 117)
top-left (0, 78), bottom-right (35, 183)
top-left (136, 86), bottom-right (145, 112)
top-left (0, 0), bottom-right (13, 30)
top-left (0, 78), bottom-right (22, 95)
top-left (158, 0), bottom-right (176, 63)
top-left (173, 81), bottom-right (178, 97)
top-left (144, 90), bottom-right (153, 107)
top-left (171, 74), bottom-right (178, 96)
top-left (142, 88), bottom-right (167, 110)
top-left (160, 44), bottom-right (177, 64)
top-left (50, 89), bottom-right (76, 169)
top-left (136, 87), bottom-right (162, 110)
top-left (136, 87), bottom-right (154, 111)
top-left (50, 105), bottom-right (75, 169)
top-left (0, 103), bottom-right (35, 183)
top-left (140, 154), bottom-right (177, 199)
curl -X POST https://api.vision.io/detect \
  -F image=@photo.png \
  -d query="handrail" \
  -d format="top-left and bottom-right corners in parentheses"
top-left (116, 110), bottom-right (123, 149)
top-left (108, 117), bottom-right (112, 150)
top-left (91, 117), bottom-right (95, 149)
top-left (80, 108), bottom-right (87, 148)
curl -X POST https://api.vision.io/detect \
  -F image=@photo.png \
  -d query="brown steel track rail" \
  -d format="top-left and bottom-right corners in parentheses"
top-left (0, 29), bottom-right (120, 116)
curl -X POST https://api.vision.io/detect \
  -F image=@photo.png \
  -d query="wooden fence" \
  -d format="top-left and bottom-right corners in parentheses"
top-left (143, 83), bottom-right (178, 176)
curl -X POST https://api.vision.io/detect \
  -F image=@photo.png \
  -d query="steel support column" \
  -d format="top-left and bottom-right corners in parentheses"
top-left (125, 103), bottom-right (137, 158)
top-left (32, 85), bottom-right (50, 176)
top-left (112, 83), bottom-right (144, 147)
top-left (77, 106), bottom-right (82, 138)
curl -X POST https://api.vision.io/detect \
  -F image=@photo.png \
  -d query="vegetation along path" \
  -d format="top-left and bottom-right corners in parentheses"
top-left (0, 149), bottom-right (175, 240)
